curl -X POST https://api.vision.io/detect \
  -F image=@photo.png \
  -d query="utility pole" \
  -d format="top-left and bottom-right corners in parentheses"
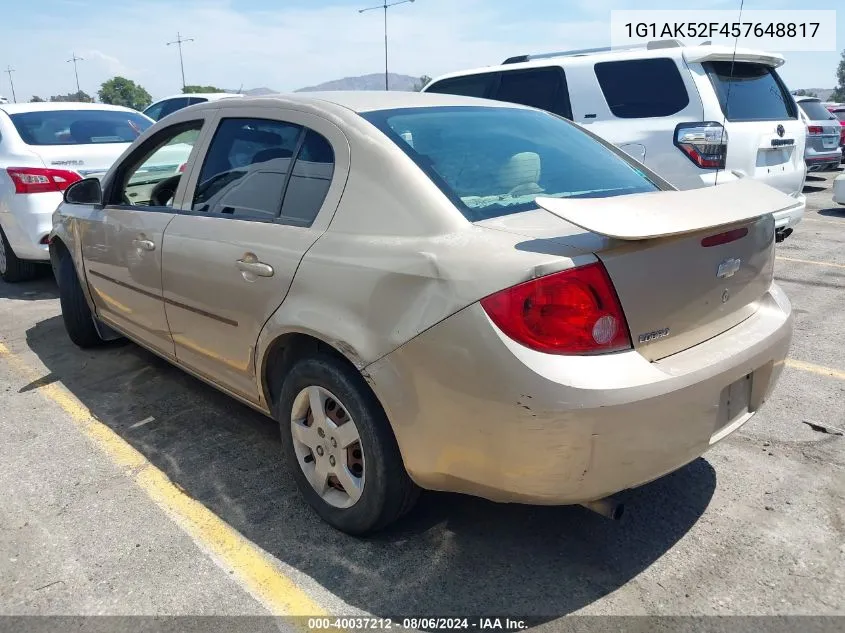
top-left (167, 32), bottom-right (195, 91)
top-left (4, 65), bottom-right (16, 103)
top-left (67, 53), bottom-right (84, 95)
top-left (358, 0), bottom-right (415, 91)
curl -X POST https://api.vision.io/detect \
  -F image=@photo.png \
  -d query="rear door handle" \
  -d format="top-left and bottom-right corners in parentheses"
top-left (132, 238), bottom-right (156, 251)
top-left (236, 257), bottom-right (274, 278)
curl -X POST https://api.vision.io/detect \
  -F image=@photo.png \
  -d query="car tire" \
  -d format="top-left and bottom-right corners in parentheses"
top-left (0, 226), bottom-right (38, 283)
top-left (58, 253), bottom-right (105, 348)
top-left (276, 353), bottom-right (419, 535)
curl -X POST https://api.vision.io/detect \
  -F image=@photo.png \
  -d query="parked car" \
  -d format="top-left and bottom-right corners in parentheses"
top-left (142, 92), bottom-right (244, 121)
top-left (834, 174), bottom-right (845, 204)
top-left (826, 105), bottom-right (845, 162)
top-left (51, 93), bottom-right (795, 534)
top-left (423, 40), bottom-right (806, 242)
top-left (795, 96), bottom-right (841, 171)
top-left (0, 102), bottom-right (156, 282)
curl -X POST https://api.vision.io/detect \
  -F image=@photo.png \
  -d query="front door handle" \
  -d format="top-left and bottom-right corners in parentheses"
top-left (236, 255), bottom-right (274, 278)
top-left (132, 238), bottom-right (156, 251)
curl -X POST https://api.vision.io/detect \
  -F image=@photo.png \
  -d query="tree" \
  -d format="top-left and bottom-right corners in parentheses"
top-left (793, 89), bottom-right (818, 98)
top-left (30, 95), bottom-right (45, 102)
top-left (98, 76), bottom-right (152, 111)
top-left (831, 49), bottom-right (845, 102)
top-left (183, 85), bottom-right (224, 94)
top-left (414, 75), bottom-right (432, 92)
top-left (50, 91), bottom-right (92, 102)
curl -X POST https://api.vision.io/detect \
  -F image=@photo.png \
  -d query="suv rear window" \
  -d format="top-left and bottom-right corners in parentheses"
top-left (10, 109), bottom-right (152, 145)
top-left (797, 99), bottom-right (836, 121)
top-left (362, 106), bottom-right (659, 221)
top-left (594, 58), bottom-right (690, 118)
top-left (425, 73), bottom-right (496, 98)
top-left (704, 62), bottom-right (797, 122)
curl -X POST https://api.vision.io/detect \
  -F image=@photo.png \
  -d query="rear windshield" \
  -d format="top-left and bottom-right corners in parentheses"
top-left (704, 62), bottom-right (797, 122)
top-left (10, 109), bottom-right (152, 146)
top-left (362, 106), bottom-right (659, 221)
top-left (797, 100), bottom-right (837, 121)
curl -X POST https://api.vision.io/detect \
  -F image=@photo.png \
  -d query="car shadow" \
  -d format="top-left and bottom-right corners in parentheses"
top-left (0, 269), bottom-right (58, 301)
top-left (25, 316), bottom-right (716, 620)
top-left (803, 185), bottom-right (827, 194)
top-left (818, 207), bottom-right (845, 218)
top-left (805, 175), bottom-right (826, 182)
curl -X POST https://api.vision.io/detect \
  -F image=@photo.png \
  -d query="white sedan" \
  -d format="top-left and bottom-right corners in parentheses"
top-left (0, 102), bottom-right (176, 282)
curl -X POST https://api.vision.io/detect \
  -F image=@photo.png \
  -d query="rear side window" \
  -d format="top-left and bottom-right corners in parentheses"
top-left (192, 118), bottom-right (334, 225)
top-left (9, 109), bottom-right (151, 145)
top-left (425, 73), bottom-right (496, 98)
top-left (594, 58), bottom-right (690, 118)
top-left (494, 68), bottom-right (572, 119)
top-left (704, 62), bottom-right (797, 122)
top-left (797, 99), bottom-right (836, 121)
top-left (833, 111), bottom-right (845, 122)
top-left (362, 106), bottom-right (659, 222)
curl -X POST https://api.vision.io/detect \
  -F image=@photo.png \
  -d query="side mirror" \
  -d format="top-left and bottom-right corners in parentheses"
top-left (64, 177), bottom-right (103, 206)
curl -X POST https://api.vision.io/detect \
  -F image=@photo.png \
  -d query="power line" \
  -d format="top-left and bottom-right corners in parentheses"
top-left (358, 0), bottom-right (415, 91)
top-left (167, 32), bottom-right (195, 91)
top-left (67, 52), bottom-right (84, 94)
top-left (4, 65), bottom-right (16, 103)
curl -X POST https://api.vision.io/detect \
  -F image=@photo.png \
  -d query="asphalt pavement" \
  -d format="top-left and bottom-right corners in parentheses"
top-left (1, 169), bottom-right (843, 626)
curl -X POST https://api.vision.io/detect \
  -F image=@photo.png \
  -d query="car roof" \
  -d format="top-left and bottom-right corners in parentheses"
top-left (426, 43), bottom-right (784, 86)
top-left (187, 90), bottom-right (529, 114)
top-left (150, 93), bottom-right (243, 103)
top-left (0, 101), bottom-right (140, 115)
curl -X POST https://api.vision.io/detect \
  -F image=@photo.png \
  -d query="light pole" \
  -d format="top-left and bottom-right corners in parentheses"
top-left (358, 0), bottom-right (415, 91)
top-left (167, 32), bottom-right (195, 91)
top-left (4, 66), bottom-right (16, 103)
top-left (67, 53), bottom-right (84, 94)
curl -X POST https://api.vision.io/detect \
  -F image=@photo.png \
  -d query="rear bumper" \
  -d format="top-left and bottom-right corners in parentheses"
top-left (0, 192), bottom-right (62, 261)
top-left (368, 284), bottom-right (793, 504)
top-left (805, 152), bottom-right (842, 172)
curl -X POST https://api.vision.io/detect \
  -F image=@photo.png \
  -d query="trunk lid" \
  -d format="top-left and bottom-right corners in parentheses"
top-left (29, 142), bottom-right (131, 178)
top-left (487, 180), bottom-right (796, 360)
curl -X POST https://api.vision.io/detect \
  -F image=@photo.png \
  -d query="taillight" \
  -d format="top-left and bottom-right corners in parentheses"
top-left (480, 262), bottom-right (631, 355)
top-left (701, 227), bottom-right (749, 247)
top-left (807, 125), bottom-right (823, 135)
top-left (674, 122), bottom-right (727, 169)
top-left (178, 163), bottom-right (187, 173)
top-left (6, 167), bottom-right (82, 194)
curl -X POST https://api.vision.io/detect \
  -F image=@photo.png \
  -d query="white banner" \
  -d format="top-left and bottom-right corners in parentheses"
top-left (610, 10), bottom-right (837, 52)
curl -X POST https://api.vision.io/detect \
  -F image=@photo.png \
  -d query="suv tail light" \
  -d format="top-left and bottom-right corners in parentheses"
top-left (480, 262), bottom-right (631, 355)
top-left (806, 125), bottom-right (823, 135)
top-left (674, 122), bottom-right (727, 169)
top-left (6, 167), bottom-right (82, 194)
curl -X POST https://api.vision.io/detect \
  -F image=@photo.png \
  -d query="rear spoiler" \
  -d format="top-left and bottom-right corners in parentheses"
top-left (534, 179), bottom-right (800, 241)
top-left (683, 47), bottom-right (784, 68)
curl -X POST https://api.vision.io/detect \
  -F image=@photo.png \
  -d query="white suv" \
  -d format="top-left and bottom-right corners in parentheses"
top-left (424, 40), bottom-right (806, 241)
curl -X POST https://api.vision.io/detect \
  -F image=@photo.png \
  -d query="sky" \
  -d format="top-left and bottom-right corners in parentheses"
top-left (0, 0), bottom-right (842, 103)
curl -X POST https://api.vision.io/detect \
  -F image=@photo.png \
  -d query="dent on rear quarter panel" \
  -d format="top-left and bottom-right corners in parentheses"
top-left (253, 114), bottom-right (595, 388)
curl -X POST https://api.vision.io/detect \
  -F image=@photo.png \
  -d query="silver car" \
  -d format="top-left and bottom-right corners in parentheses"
top-left (796, 96), bottom-right (841, 171)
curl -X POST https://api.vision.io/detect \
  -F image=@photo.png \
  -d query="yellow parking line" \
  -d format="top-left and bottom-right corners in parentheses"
top-left (776, 256), bottom-right (845, 269)
top-left (0, 342), bottom-right (327, 619)
top-left (785, 358), bottom-right (845, 381)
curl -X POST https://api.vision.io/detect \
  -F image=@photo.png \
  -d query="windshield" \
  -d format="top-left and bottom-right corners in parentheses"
top-left (10, 109), bottom-right (152, 146)
top-left (704, 62), bottom-right (797, 122)
top-left (362, 106), bottom-right (660, 221)
top-left (798, 100), bottom-right (837, 121)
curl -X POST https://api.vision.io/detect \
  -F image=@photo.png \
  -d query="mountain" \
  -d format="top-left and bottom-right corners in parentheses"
top-left (295, 73), bottom-right (420, 92)
top-left (794, 88), bottom-right (836, 101)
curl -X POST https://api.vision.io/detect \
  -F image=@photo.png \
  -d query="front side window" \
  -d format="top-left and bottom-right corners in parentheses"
top-left (10, 109), bottom-right (152, 146)
top-left (594, 58), bottom-right (690, 119)
top-left (115, 120), bottom-right (203, 207)
top-left (362, 106), bottom-right (659, 221)
top-left (704, 62), bottom-right (797, 122)
top-left (192, 118), bottom-right (302, 221)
